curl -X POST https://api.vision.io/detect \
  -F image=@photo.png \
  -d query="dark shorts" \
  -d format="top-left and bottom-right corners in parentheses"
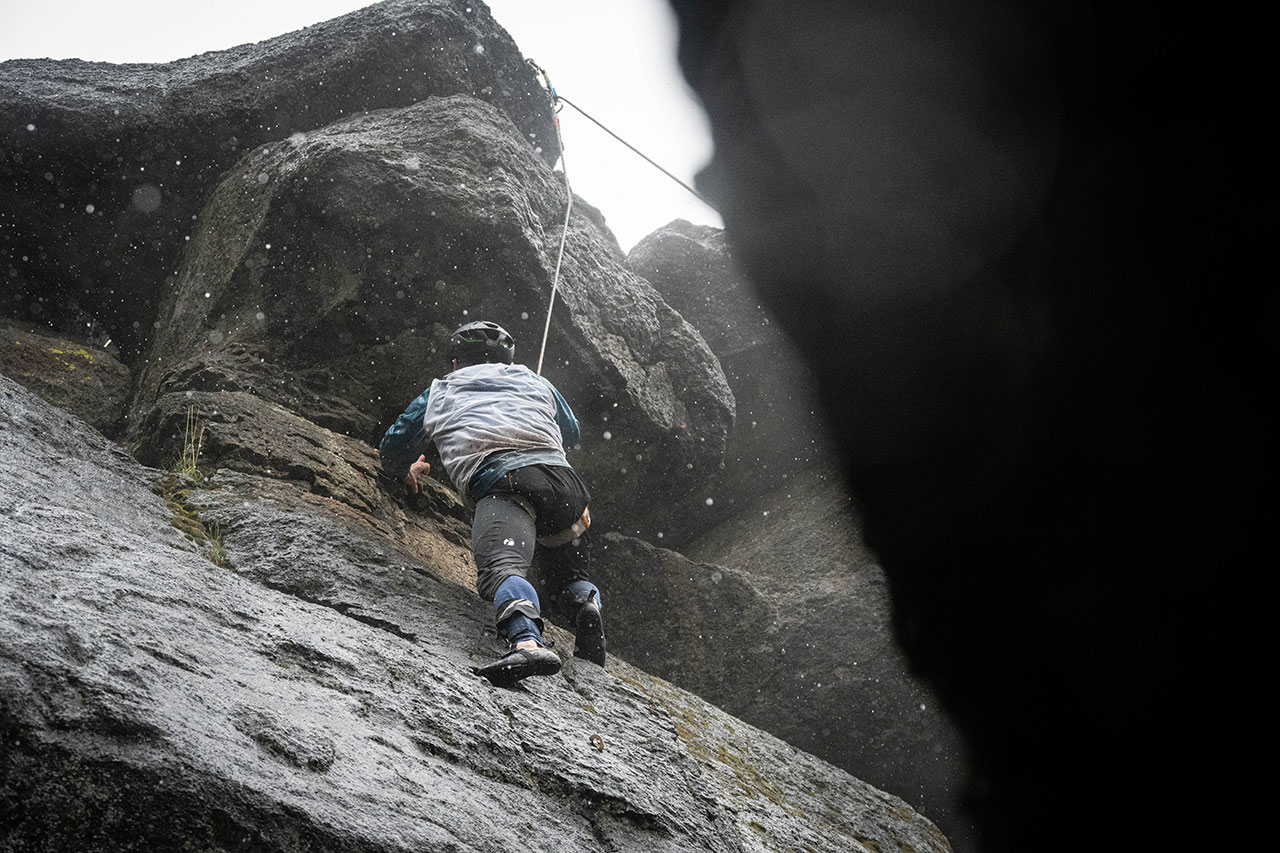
top-left (471, 465), bottom-right (592, 608)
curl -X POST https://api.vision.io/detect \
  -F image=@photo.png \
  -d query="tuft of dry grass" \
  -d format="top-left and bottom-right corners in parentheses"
top-left (172, 405), bottom-right (206, 481)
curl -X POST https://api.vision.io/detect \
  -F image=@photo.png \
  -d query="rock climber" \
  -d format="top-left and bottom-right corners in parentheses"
top-left (379, 320), bottom-right (605, 687)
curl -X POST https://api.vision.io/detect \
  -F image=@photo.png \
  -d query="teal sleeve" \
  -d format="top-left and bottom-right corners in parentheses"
top-left (379, 387), bottom-right (431, 478)
top-left (542, 378), bottom-right (581, 449)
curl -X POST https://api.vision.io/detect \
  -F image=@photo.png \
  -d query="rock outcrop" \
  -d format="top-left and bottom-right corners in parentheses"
top-left (117, 88), bottom-right (732, 531)
top-left (0, 318), bottom-right (130, 434)
top-left (0, 1), bottom-right (959, 850)
top-left (624, 220), bottom-right (826, 540)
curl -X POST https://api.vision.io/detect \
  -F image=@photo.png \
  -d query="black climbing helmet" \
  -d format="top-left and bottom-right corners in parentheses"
top-left (447, 320), bottom-right (515, 367)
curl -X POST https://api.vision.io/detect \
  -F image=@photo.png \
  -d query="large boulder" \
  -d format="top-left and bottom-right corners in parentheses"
top-left (123, 92), bottom-right (732, 530)
top-left (1, 369), bottom-right (951, 853)
top-left (0, 0), bottom-right (558, 360)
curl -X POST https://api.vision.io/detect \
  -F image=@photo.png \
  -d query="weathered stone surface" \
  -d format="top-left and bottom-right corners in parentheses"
top-left (623, 220), bottom-right (971, 844)
top-left (126, 386), bottom-right (479, 594)
top-left (1, 371), bottom-right (950, 852)
top-left (0, 318), bottom-right (130, 435)
top-left (619, 216), bottom-right (967, 840)
top-left (596, 483), bottom-right (969, 844)
top-left (626, 221), bottom-right (765, 367)
top-left (124, 93), bottom-right (732, 530)
top-left (0, 0), bottom-right (558, 360)
top-left (625, 219), bottom-right (827, 542)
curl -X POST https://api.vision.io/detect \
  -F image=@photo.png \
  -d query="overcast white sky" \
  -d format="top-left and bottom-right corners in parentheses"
top-left (0, 0), bottom-right (721, 251)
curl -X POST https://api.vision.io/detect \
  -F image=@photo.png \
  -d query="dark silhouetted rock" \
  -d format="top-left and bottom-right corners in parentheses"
top-left (668, 1), bottom-right (1259, 850)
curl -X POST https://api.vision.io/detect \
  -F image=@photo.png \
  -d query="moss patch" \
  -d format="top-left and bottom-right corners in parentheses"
top-left (153, 474), bottom-right (227, 567)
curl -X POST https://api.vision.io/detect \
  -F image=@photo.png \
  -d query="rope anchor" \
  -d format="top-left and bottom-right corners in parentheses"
top-left (526, 58), bottom-right (716, 374)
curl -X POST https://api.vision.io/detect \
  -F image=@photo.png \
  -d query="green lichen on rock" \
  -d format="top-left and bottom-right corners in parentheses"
top-left (621, 669), bottom-right (794, 810)
top-left (0, 321), bottom-right (130, 434)
top-left (44, 345), bottom-right (98, 372)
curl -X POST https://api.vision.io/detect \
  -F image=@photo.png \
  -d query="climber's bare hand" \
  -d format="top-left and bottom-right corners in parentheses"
top-left (404, 455), bottom-right (430, 494)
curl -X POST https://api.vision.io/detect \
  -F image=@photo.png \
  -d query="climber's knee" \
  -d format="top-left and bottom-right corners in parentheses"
top-left (551, 579), bottom-right (600, 624)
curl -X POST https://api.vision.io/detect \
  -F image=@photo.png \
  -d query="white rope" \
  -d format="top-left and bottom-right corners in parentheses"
top-left (536, 110), bottom-right (572, 376)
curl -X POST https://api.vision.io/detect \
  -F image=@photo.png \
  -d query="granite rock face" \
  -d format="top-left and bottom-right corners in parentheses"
top-left (1, 371), bottom-right (950, 853)
top-left (118, 89), bottom-right (732, 529)
top-left (0, 2), bottom-right (981, 849)
top-left (625, 220), bottom-right (827, 540)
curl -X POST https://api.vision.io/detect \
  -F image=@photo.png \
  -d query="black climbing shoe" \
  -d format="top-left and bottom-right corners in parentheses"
top-left (472, 647), bottom-right (561, 688)
top-left (572, 599), bottom-right (606, 667)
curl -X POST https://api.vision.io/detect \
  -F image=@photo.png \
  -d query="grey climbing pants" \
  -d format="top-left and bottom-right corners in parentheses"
top-left (471, 464), bottom-right (593, 610)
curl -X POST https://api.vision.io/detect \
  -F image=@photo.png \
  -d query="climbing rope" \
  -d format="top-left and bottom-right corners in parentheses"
top-left (553, 93), bottom-right (711, 208)
top-left (526, 58), bottom-right (715, 374)
top-left (529, 59), bottom-right (573, 376)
